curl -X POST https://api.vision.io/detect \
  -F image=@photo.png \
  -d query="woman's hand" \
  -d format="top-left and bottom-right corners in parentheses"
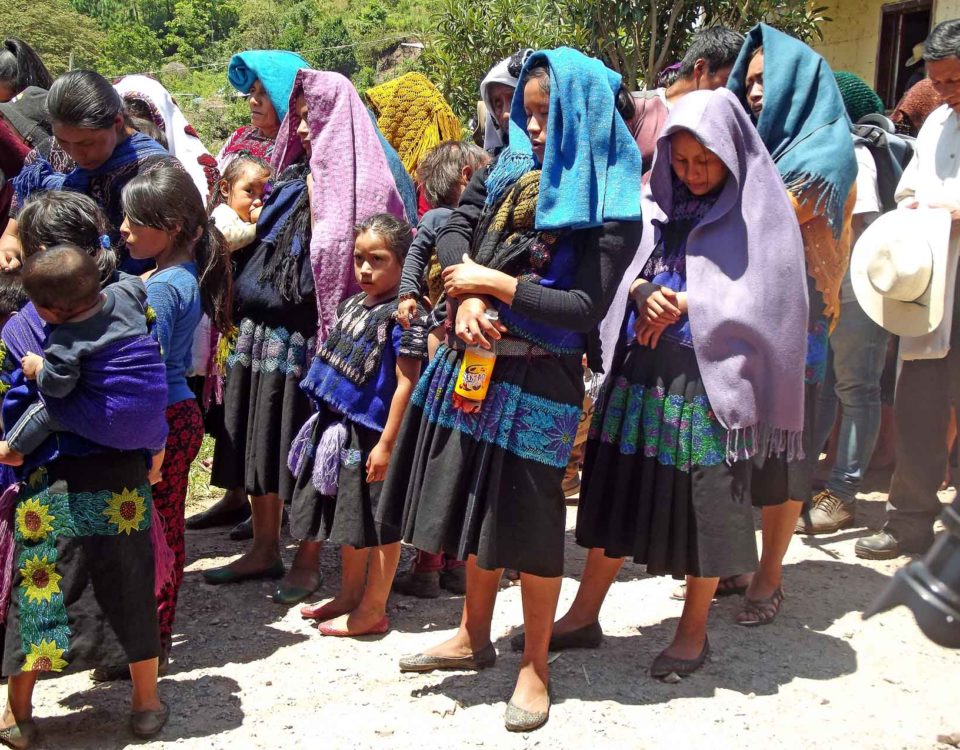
top-left (443, 254), bottom-right (517, 302)
top-left (366, 441), bottom-right (392, 483)
top-left (454, 296), bottom-right (506, 350)
top-left (0, 247), bottom-right (21, 273)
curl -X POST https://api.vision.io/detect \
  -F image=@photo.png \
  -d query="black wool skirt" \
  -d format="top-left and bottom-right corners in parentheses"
top-left (3, 452), bottom-right (160, 677)
top-left (375, 345), bottom-right (584, 578)
top-left (210, 317), bottom-right (315, 501)
top-left (290, 417), bottom-right (399, 549)
top-left (577, 341), bottom-right (758, 580)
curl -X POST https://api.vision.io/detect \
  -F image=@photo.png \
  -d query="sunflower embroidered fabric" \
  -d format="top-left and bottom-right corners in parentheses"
top-left (13, 468), bottom-right (152, 673)
top-left (589, 376), bottom-right (728, 472)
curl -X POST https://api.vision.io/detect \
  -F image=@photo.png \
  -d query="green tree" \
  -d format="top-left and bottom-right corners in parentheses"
top-left (164, 0), bottom-right (239, 64)
top-left (101, 23), bottom-right (165, 76)
top-left (3, 0), bottom-right (107, 74)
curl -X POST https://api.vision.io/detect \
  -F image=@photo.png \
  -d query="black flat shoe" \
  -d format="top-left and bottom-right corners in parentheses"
top-left (399, 642), bottom-right (497, 673)
top-left (185, 502), bottom-right (250, 531)
top-left (130, 702), bottom-right (169, 739)
top-left (510, 621), bottom-right (602, 653)
top-left (650, 637), bottom-right (709, 679)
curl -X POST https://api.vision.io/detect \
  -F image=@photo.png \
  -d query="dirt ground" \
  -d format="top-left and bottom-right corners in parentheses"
top-left (16, 456), bottom-right (960, 749)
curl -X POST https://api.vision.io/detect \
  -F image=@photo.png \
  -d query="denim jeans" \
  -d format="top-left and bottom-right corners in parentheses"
top-left (813, 300), bottom-right (890, 505)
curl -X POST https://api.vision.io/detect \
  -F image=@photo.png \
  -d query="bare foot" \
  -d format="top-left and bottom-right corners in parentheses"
top-left (509, 662), bottom-right (550, 714)
top-left (743, 573), bottom-right (779, 603)
top-left (0, 441), bottom-right (24, 466)
top-left (318, 605), bottom-right (386, 635)
top-left (300, 593), bottom-right (361, 620)
top-left (281, 566), bottom-right (321, 592)
top-left (422, 630), bottom-right (487, 659)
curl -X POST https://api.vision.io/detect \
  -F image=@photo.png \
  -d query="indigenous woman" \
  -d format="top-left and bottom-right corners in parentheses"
top-left (545, 88), bottom-right (808, 676)
top-left (217, 50), bottom-right (308, 170)
top-left (0, 71), bottom-right (173, 276)
top-left (0, 39), bottom-right (52, 103)
top-left (202, 70), bottom-right (405, 603)
top-left (0, 192), bottom-right (171, 743)
top-left (724, 23), bottom-right (857, 625)
top-left (376, 48), bottom-right (643, 732)
top-left (114, 74), bottom-right (221, 202)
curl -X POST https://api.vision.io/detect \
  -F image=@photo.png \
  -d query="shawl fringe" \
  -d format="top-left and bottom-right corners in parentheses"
top-left (312, 419), bottom-right (348, 496)
top-left (726, 423), bottom-right (805, 464)
top-left (0, 482), bottom-right (19, 625)
top-left (782, 171), bottom-right (847, 240)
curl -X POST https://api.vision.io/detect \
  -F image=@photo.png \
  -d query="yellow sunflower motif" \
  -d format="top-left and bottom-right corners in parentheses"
top-left (15, 499), bottom-right (55, 542)
top-left (23, 639), bottom-right (68, 672)
top-left (20, 555), bottom-right (62, 604)
top-left (103, 488), bottom-right (146, 535)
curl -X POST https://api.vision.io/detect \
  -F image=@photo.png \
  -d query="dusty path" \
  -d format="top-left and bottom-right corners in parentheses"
top-left (16, 466), bottom-right (960, 749)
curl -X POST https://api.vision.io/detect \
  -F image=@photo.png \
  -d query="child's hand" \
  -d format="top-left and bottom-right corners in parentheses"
top-left (21, 353), bottom-right (43, 380)
top-left (635, 283), bottom-right (682, 325)
top-left (397, 298), bottom-right (418, 329)
top-left (148, 448), bottom-right (165, 486)
top-left (250, 200), bottom-right (263, 223)
top-left (365, 441), bottom-right (392, 483)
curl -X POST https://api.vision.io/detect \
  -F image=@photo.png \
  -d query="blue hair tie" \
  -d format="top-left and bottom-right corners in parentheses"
top-left (100, 235), bottom-right (111, 250)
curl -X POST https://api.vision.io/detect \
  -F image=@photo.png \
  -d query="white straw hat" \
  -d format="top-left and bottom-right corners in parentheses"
top-left (851, 207), bottom-right (952, 336)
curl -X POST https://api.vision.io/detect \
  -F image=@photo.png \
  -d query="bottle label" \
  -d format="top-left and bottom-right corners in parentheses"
top-left (454, 349), bottom-right (495, 402)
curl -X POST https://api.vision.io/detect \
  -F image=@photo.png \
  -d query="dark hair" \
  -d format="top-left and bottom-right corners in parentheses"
top-left (22, 244), bottom-right (101, 313)
top-left (355, 213), bottom-right (413, 262)
top-left (46, 70), bottom-right (123, 130)
top-left (526, 65), bottom-right (551, 96)
top-left (208, 153), bottom-right (273, 212)
top-left (0, 271), bottom-right (28, 317)
top-left (924, 19), bottom-right (960, 62)
top-left (17, 191), bottom-right (116, 283)
top-left (129, 116), bottom-right (168, 149)
top-left (0, 38), bottom-right (53, 95)
top-left (417, 140), bottom-right (490, 208)
top-left (123, 97), bottom-right (156, 123)
top-left (506, 48), bottom-right (533, 79)
top-left (122, 164), bottom-right (233, 333)
top-left (616, 84), bottom-right (636, 121)
top-left (679, 26), bottom-right (744, 77)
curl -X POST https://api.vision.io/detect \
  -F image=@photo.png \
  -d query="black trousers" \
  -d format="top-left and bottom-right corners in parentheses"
top-left (885, 287), bottom-right (960, 546)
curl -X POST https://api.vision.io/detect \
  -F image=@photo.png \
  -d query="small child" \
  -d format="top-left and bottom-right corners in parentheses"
top-left (0, 244), bottom-right (169, 474)
top-left (397, 141), bottom-right (491, 334)
top-left (209, 154), bottom-right (273, 252)
top-left (290, 213), bottom-right (427, 637)
top-left (0, 270), bottom-right (27, 331)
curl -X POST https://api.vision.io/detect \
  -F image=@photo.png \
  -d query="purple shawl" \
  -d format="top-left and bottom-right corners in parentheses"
top-left (614, 89), bottom-right (808, 460)
top-left (4, 304), bottom-right (169, 453)
top-left (272, 70), bottom-right (406, 342)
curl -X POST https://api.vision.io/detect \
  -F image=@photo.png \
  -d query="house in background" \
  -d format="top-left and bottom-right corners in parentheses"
top-left (813, 0), bottom-right (960, 108)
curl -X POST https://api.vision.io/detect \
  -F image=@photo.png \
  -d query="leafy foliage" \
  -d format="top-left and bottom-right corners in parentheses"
top-left (3, 0), bottom-right (107, 74)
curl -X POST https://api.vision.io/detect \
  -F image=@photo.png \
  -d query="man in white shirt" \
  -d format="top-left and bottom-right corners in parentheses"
top-left (856, 19), bottom-right (960, 559)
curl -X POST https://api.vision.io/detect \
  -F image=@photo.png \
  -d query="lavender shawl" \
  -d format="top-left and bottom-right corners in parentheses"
top-left (625, 89), bottom-right (808, 460)
top-left (272, 70), bottom-right (406, 342)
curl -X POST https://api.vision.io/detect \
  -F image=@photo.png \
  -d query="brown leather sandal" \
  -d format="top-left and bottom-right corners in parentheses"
top-left (736, 585), bottom-right (785, 626)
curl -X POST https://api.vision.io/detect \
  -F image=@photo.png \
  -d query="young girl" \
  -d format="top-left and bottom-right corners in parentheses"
top-left (209, 155), bottom-right (273, 252)
top-left (291, 213), bottom-right (426, 636)
top-left (561, 88), bottom-right (808, 677)
top-left (94, 163), bottom-right (232, 678)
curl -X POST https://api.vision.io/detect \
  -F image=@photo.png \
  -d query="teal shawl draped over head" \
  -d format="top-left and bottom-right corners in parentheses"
top-left (485, 47), bottom-right (642, 231)
top-left (726, 24), bottom-right (857, 239)
top-left (228, 50), bottom-right (309, 124)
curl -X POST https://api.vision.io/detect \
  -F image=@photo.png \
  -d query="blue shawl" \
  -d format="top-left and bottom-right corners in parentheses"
top-left (228, 50), bottom-right (309, 124)
top-left (367, 109), bottom-right (419, 224)
top-left (487, 47), bottom-right (642, 231)
top-left (726, 24), bottom-right (856, 238)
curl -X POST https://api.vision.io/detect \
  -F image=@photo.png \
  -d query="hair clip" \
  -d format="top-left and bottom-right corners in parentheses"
top-left (99, 234), bottom-right (112, 250)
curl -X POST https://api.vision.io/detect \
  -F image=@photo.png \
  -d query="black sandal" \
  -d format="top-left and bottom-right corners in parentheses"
top-left (0, 718), bottom-right (38, 749)
top-left (736, 585), bottom-right (785, 626)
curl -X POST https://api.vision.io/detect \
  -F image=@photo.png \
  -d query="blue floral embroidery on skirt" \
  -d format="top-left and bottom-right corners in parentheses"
top-left (412, 348), bottom-right (580, 469)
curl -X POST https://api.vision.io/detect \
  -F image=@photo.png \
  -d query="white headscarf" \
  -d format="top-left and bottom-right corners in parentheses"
top-left (480, 56), bottom-right (521, 152)
top-left (114, 74), bottom-right (219, 202)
